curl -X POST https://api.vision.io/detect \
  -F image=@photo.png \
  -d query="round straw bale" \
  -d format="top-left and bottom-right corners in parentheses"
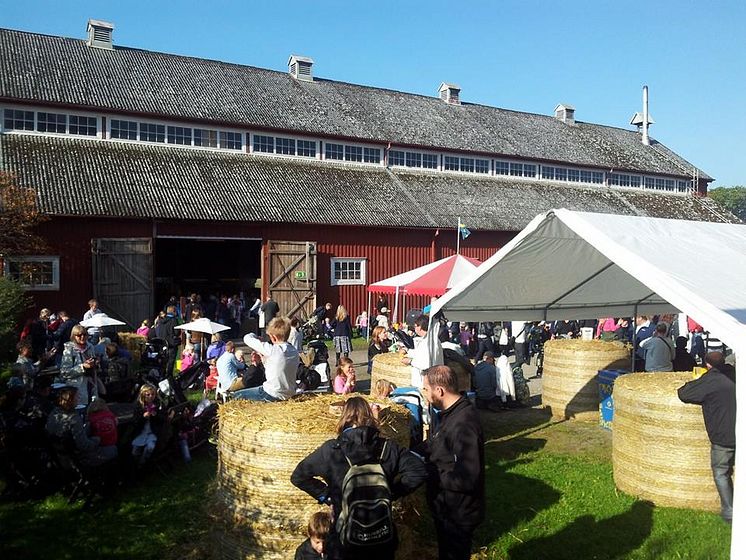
top-left (612, 372), bottom-right (720, 511)
top-left (117, 332), bottom-right (146, 362)
top-left (371, 351), bottom-right (471, 392)
top-left (371, 352), bottom-right (415, 389)
top-left (542, 339), bottom-right (630, 421)
top-left (214, 394), bottom-right (418, 558)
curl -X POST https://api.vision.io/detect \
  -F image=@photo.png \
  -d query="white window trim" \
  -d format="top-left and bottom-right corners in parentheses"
top-left (330, 257), bottom-right (367, 286)
top-left (4, 256), bottom-right (60, 291)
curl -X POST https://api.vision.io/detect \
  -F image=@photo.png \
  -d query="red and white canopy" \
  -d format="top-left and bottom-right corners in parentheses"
top-left (368, 254), bottom-right (482, 297)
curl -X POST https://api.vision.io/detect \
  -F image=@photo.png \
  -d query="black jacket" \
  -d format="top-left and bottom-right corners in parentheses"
top-left (295, 539), bottom-right (324, 559)
top-left (291, 426), bottom-right (427, 520)
top-left (331, 316), bottom-right (353, 339)
top-left (419, 396), bottom-right (485, 530)
top-left (678, 364), bottom-right (736, 447)
top-left (153, 314), bottom-right (181, 349)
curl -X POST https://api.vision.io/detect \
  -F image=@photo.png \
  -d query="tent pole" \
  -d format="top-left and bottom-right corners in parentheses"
top-left (456, 217), bottom-right (461, 255)
top-left (631, 304), bottom-right (638, 372)
top-left (366, 291), bottom-right (371, 341)
top-left (394, 286), bottom-right (400, 327)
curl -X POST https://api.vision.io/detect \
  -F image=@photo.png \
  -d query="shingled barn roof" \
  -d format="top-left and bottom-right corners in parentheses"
top-left (1, 135), bottom-right (734, 229)
top-left (0, 28), bottom-right (709, 180)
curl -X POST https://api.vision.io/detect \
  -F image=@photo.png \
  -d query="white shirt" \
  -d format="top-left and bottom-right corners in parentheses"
top-left (406, 334), bottom-right (443, 387)
top-left (512, 321), bottom-right (527, 344)
top-left (244, 334), bottom-right (300, 399)
top-left (496, 355), bottom-right (516, 401)
top-left (288, 327), bottom-right (303, 354)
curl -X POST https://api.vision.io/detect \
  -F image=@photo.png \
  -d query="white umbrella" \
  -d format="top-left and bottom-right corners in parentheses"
top-left (175, 317), bottom-right (231, 360)
top-left (175, 317), bottom-right (230, 335)
top-left (80, 313), bottom-right (127, 328)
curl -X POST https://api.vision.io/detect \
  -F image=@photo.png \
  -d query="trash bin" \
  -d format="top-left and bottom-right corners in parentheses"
top-left (598, 369), bottom-right (629, 430)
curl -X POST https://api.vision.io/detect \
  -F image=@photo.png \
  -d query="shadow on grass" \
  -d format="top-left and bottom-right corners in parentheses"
top-left (507, 500), bottom-right (654, 560)
top-left (476, 437), bottom-right (562, 551)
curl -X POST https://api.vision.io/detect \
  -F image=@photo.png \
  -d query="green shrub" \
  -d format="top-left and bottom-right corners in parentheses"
top-left (0, 276), bottom-right (30, 364)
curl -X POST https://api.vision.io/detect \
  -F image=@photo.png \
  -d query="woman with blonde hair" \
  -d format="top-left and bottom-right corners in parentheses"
top-left (331, 305), bottom-right (353, 366)
top-left (291, 396), bottom-right (426, 559)
top-left (59, 324), bottom-right (98, 406)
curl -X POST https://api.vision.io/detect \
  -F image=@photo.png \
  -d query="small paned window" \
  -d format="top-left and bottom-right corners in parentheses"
top-left (363, 147), bottom-right (381, 164)
top-left (644, 177), bottom-right (655, 189)
top-left (495, 161), bottom-right (510, 175)
top-left (297, 139), bottom-right (316, 157)
top-left (422, 153), bottom-right (438, 169)
top-left (37, 112), bottom-right (67, 133)
top-left (592, 172), bottom-right (604, 184)
top-left (253, 134), bottom-right (274, 153)
top-left (194, 128), bottom-right (218, 148)
top-left (540, 165), bottom-right (554, 180)
top-left (523, 164), bottom-right (537, 178)
top-left (167, 126), bottom-right (192, 145)
top-left (276, 137), bottom-right (296, 155)
top-left (509, 163), bottom-right (523, 176)
top-left (664, 179), bottom-right (675, 191)
top-left (110, 119), bottom-right (138, 140)
top-left (655, 178), bottom-right (666, 190)
top-left (567, 169), bottom-right (580, 183)
top-left (220, 131), bottom-right (242, 150)
top-left (69, 115), bottom-right (97, 136)
top-left (389, 150), bottom-right (405, 166)
top-left (444, 156), bottom-right (459, 171)
top-left (139, 122), bottom-right (165, 143)
top-left (345, 145), bottom-right (363, 162)
top-left (460, 158), bottom-right (475, 173)
top-left (630, 175), bottom-right (641, 188)
top-left (406, 152), bottom-right (422, 168)
top-left (555, 167), bottom-right (568, 181)
top-left (475, 159), bottom-right (490, 174)
top-left (3, 109), bottom-right (34, 131)
top-left (580, 170), bottom-right (593, 183)
top-left (330, 258), bottom-right (366, 286)
top-left (325, 143), bottom-right (344, 160)
top-left (677, 180), bottom-right (690, 192)
top-left (4, 256), bottom-right (60, 290)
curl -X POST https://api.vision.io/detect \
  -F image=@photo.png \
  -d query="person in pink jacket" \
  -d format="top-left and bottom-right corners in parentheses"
top-left (333, 357), bottom-right (356, 394)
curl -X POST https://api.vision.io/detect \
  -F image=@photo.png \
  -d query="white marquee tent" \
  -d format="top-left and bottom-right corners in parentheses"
top-left (428, 209), bottom-right (746, 557)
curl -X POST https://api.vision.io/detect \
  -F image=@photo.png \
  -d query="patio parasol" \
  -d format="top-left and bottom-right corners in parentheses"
top-left (80, 313), bottom-right (127, 328)
top-left (175, 317), bottom-right (231, 360)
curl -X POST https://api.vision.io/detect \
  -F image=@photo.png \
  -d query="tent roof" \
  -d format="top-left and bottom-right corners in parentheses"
top-left (431, 209), bottom-right (746, 353)
top-left (368, 255), bottom-right (481, 296)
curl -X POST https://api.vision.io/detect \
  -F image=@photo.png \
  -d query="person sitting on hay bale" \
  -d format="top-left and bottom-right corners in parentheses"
top-left (235, 317), bottom-right (300, 402)
top-left (678, 351), bottom-right (736, 524)
top-left (291, 396), bottom-right (427, 560)
top-left (295, 511), bottom-right (332, 559)
top-left (333, 357), bottom-right (357, 395)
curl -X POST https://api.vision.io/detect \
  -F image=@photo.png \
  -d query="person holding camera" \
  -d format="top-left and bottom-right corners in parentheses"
top-left (60, 324), bottom-right (102, 407)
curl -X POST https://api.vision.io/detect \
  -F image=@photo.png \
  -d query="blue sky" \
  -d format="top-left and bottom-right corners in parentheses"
top-left (2, 0), bottom-right (745, 186)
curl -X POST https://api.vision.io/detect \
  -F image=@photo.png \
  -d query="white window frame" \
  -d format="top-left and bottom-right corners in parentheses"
top-left (330, 258), bottom-right (367, 286)
top-left (4, 256), bottom-right (60, 291)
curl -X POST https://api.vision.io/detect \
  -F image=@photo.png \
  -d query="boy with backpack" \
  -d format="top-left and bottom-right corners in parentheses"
top-left (291, 397), bottom-right (426, 559)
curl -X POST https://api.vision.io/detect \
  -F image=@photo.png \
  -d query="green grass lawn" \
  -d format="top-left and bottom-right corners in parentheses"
top-left (0, 405), bottom-right (730, 559)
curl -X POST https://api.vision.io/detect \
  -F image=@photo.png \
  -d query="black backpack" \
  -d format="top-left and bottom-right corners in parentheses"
top-left (296, 364), bottom-right (322, 391)
top-left (336, 440), bottom-right (394, 548)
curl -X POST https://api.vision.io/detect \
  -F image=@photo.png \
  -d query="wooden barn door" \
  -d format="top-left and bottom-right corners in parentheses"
top-left (92, 238), bottom-right (153, 328)
top-left (266, 241), bottom-right (317, 319)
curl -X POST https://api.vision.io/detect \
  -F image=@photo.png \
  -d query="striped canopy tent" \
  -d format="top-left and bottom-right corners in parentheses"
top-left (367, 254), bottom-right (482, 327)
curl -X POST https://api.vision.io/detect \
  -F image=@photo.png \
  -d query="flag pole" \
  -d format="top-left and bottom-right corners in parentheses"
top-left (456, 216), bottom-right (461, 255)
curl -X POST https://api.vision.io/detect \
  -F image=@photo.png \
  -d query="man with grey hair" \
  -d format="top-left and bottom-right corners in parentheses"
top-left (418, 365), bottom-right (485, 559)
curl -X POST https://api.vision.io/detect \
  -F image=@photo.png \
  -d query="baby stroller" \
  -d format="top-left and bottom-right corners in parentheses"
top-left (177, 360), bottom-right (210, 392)
top-left (139, 338), bottom-right (170, 382)
top-left (301, 316), bottom-right (320, 341)
top-left (304, 338), bottom-right (331, 391)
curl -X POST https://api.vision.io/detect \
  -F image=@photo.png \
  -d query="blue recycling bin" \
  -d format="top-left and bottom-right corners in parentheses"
top-left (598, 369), bottom-right (629, 430)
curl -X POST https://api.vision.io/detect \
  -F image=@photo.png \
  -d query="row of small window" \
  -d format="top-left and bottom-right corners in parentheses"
top-left (610, 173), bottom-right (690, 192)
top-left (110, 120), bottom-right (243, 150)
top-left (4, 109), bottom-right (97, 136)
top-left (542, 166), bottom-right (605, 184)
top-left (252, 135), bottom-right (383, 164)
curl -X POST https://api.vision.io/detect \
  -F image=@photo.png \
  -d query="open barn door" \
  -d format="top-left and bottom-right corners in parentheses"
top-left (265, 240), bottom-right (317, 319)
top-left (92, 238), bottom-right (153, 328)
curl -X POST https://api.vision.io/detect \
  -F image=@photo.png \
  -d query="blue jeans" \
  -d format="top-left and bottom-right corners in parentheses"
top-left (232, 385), bottom-right (279, 402)
top-left (711, 443), bottom-right (735, 521)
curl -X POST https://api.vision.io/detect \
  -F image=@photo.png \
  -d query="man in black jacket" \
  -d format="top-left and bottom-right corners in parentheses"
top-left (152, 305), bottom-right (181, 377)
top-left (678, 351), bottom-right (736, 523)
top-left (419, 365), bottom-right (485, 559)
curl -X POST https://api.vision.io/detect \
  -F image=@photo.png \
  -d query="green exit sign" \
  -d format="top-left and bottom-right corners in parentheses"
top-left (294, 271), bottom-right (307, 280)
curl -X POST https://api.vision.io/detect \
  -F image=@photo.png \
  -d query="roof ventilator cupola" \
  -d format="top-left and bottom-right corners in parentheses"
top-left (438, 83), bottom-right (461, 105)
top-left (86, 19), bottom-right (114, 50)
top-left (288, 55), bottom-right (314, 82)
top-left (630, 85), bottom-right (655, 146)
top-left (554, 103), bottom-right (576, 125)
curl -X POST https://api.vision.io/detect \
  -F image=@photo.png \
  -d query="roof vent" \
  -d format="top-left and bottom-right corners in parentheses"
top-left (86, 19), bottom-right (114, 50)
top-left (629, 85), bottom-right (655, 146)
top-left (438, 83), bottom-right (461, 105)
top-left (554, 103), bottom-right (575, 125)
top-left (288, 55), bottom-right (314, 82)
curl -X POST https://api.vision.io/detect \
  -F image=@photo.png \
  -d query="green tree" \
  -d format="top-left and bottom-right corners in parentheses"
top-left (0, 171), bottom-right (47, 255)
top-left (709, 186), bottom-right (746, 222)
top-left (0, 276), bottom-right (30, 363)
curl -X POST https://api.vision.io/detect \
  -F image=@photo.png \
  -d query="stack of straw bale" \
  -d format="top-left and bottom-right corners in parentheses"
top-left (371, 351), bottom-right (471, 392)
top-left (213, 394), bottom-right (428, 559)
top-left (612, 372), bottom-right (720, 511)
top-left (117, 332), bottom-right (146, 363)
top-left (542, 339), bottom-right (630, 421)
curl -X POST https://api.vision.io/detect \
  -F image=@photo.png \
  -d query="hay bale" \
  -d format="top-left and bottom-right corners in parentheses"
top-left (214, 394), bottom-right (424, 559)
top-left (612, 372), bottom-right (720, 511)
top-left (371, 352), bottom-right (415, 389)
top-left (371, 351), bottom-right (471, 392)
top-left (118, 332), bottom-right (146, 362)
top-left (542, 339), bottom-right (630, 421)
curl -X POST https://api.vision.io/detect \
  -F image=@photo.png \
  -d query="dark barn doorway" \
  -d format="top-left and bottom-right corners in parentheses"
top-left (154, 237), bottom-right (262, 310)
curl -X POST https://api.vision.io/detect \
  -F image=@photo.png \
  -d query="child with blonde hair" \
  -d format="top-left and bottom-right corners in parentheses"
top-left (132, 383), bottom-right (161, 465)
top-left (236, 317), bottom-right (300, 402)
top-left (180, 343), bottom-right (195, 372)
